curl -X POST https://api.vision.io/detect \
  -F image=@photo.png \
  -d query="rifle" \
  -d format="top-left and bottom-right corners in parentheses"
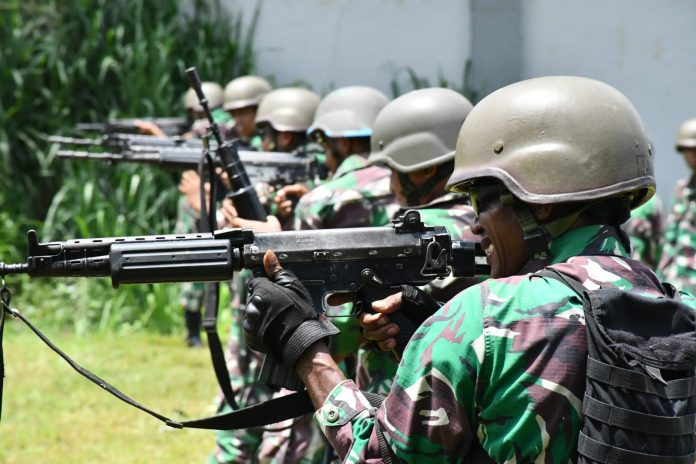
top-left (54, 146), bottom-right (322, 191)
top-left (1, 210), bottom-right (489, 390)
top-left (76, 117), bottom-right (190, 136)
top-left (49, 133), bottom-right (203, 149)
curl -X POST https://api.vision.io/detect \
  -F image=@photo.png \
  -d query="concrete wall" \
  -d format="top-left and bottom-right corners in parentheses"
top-left (517, 0), bottom-right (696, 204)
top-left (225, 0), bottom-right (696, 203)
top-left (222, 0), bottom-right (472, 96)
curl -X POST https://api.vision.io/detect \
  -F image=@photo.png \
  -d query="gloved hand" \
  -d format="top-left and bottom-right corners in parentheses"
top-left (244, 250), bottom-right (339, 367)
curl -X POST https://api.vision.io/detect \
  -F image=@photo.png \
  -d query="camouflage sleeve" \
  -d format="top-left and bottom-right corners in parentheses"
top-left (315, 287), bottom-right (483, 462)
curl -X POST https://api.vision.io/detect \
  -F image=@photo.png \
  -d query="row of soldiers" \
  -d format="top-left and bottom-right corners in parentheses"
top-left (135, 76), bottom-right (696, 462)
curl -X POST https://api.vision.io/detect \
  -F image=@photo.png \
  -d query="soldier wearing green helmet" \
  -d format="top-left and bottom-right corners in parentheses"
top-left (223, 76), bottom-right (272, 149)
top-left (209, 86), bottom-right (323, 464)
top-left (356, 87), bottom-right (480, 396)
top-left (293, 85), bottom-right (398, 230)
top-left (255, 87), bottom-right (320, 153)
top-left (241, 76), bottom-right (696, 463)
top-left (658, 117), bottom-right (696, 292)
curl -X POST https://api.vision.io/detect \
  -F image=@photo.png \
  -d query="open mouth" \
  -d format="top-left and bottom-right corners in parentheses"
top-left (481, 238), bottom-right (494, 257)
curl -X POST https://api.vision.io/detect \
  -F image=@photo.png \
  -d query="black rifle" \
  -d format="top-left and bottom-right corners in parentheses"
top-left (1, 210), bottom-right (489, 390)
top-left (76, 117), bottom-right (190, 136)
top-left (54, 146), bottom-right (321, 191)
top-left (49, 133), bottom-right (203, 149)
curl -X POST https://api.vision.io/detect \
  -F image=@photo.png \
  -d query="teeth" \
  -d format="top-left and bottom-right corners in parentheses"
top-left (485, 244), bottom-right (494, 256)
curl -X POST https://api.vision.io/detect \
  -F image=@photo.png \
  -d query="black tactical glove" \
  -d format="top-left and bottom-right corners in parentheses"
top-left (244, 268), bottom-right (339, 368)
top-left (390, 285), bottom-right (442, 352)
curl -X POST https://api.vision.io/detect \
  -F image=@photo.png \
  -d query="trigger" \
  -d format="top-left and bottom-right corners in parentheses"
top-left (360, 268), bottom-right (385, 288)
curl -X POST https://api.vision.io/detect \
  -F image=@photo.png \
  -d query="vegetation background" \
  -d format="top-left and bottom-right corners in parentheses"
top-left (0, 0), bottom-right (255, 333)
top-left (0, 0), bottom-right (255, 461)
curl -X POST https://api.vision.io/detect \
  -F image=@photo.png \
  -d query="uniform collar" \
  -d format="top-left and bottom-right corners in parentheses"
top-left (333, 153), bottom-right (369, 178)
top-left (518, 225), bottom-right (630, 274)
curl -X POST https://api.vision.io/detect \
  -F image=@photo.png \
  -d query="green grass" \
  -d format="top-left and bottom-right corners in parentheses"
top-left (0, 324), bottom-right (224, 463)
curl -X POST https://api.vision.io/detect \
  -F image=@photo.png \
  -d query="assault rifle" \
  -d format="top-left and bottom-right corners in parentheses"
top-left (76, 117), bottom-right (190, 136)
top-left (1, 210), bottom-right (489, 390)
top-left (54, 145), bottom-right (322, 191)
top-left (48, 133), bottom-right (204, 149)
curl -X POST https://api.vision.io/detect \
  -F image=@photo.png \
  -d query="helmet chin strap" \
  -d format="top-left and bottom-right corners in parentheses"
top-left (506, 193), bottom-right (585, 261)
top-left (397, 164), bottom-right (451, 207)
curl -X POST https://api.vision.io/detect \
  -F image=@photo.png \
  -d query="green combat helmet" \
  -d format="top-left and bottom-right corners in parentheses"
top-left (183, 82), bottom-right (224, 112)
top-left (223, 76), bottom-right (272, 111)
top-left (367, 88), bottom-right (473, 172)
top-left (307, 86), bottom-right (389, 139)
top-left (676, 117), bottom-right (696, 151)
top-left (447, 75), bottom-right (655, 258)
top-left (447, 76), bottom-right (654, 206)
top-left (255, 87), bottom-right (320, 132)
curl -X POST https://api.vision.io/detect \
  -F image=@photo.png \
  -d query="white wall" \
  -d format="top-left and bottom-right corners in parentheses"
top-left (518, 0), bottom-right (696, 204)
top-left (225, 0), bottom-right (696, 203)
top-left (222, 0), bottom-right (472, 96)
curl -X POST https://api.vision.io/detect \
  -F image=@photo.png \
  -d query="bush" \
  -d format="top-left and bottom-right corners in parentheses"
top-left (0, 0), bottom-right (256, 333)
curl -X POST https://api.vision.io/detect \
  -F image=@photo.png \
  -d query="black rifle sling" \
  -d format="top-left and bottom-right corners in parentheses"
top-left (0, 280), bottom-right (8, 420)
top-left (198, 150), bottom-right (239, 411)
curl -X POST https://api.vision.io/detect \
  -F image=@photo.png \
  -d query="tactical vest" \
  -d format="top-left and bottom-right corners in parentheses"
top-left (540, 268), bottom-right (696, 464)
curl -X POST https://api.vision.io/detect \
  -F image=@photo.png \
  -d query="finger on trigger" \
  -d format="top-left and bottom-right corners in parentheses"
top-left (371, 292), bottom-right (402, 314)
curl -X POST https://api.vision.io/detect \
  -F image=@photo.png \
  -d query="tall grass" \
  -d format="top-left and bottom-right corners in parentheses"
top-left (389, 60), bottom-right (479, 102)
top-left (0, 0), bottom-right (257, 333)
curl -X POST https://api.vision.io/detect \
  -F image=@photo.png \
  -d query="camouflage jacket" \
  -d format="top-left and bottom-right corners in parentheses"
top-left (292, 153), bottom-right (399, 230)
top-left (658, 177), bottom-right (696, 293)
top-left (622, 194), bottom-right (663, 269)
top-left (316, 225), bottom-right (685, 463)
top-left (356, 193), bottom-right (480, 395)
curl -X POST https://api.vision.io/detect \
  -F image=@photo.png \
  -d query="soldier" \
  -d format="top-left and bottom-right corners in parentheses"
top-left (356, 87), bottom-right (479, 395)
top-left (243, 76), bottom-right (680, 462)
top-left (293, 86), bottom-right (397, 230)
top-left (223, 76), bottom-right (272, 149)
top-left (136, 82), bottom-right (229, 139)
top-left (658, 117), bottom-right (696, 292)
top-left (209, 87), bottom-right (322, 464)
top-left (622, 193), bottom-right (663, 269)
top-left (252, 85), bottom-right (394, 464)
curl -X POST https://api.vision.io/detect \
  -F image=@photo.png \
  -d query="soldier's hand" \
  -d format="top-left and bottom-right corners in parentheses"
top-left (359, 286), bottom-right (441, 352)
top-left (215, 167), bottom-right (232, 190)
top-left (221, 198), bottom-right (282, 232)
top-left (274, 183), bottom-right (309, 218)
top-left (178, 170), bottom-right (208, 214)
top-left (134, 119), bottom-right (166, 138)
top-left (244, 250), bottom-right (339, 368)
top-left (358, 292), bottom-right (401, 351)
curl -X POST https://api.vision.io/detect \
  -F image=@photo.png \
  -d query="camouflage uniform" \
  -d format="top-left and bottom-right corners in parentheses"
top-left (178, 109), bottom-right (237, 321)
top-left (315, 225), bottom-right (691, 462)
top-left (622, 194), bottom-right (663, 269)
top-left (356, 193), bottom-right (480, 396)
top-left (658, 176), bottom-right (696, 293)
top-left (292, 154), bottom-right (399, 231)
top-left (253, 153), bottom-right (397, 463)
top-left (211, 141), bottom-right (327, 464)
